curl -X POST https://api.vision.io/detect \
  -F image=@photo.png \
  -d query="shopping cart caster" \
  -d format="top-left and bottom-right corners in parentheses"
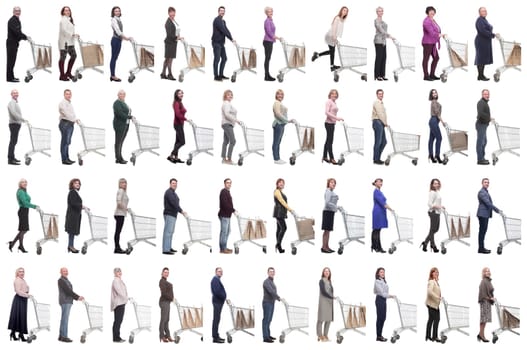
top-left (231, 73), bottom-right (236, 83)
top-left (440, 73), bottom-right (447, 82)
top-left (336, 335), bottom-right (343, 344)
top-left (24, 74), bottom-right (33, 83)
top-left (338, 246), bottom-right (344, 255)
top-left (279, 334), bottom-right (285, 343)
top-left (174, 336), bottom-right (181, 344)
top-left (493, 72), bottom-right (500, 82)
top-left (70, 75), bottom-right (78, 82)
top-left (81, 245), bottom-right (88, 255)
top-left (27, 337), bottom-right (33, 344)
top-left (441, 247), bottom-right (447, 254)
top-left (36, 245), bottom-right (42, 255)
top-left (492, 156), bottom-right (498, 165)
top-left (128, 74), bottom-right (135, 83)
top-left (186, 159), bottom-right (192, 165)
top-left (227, 335), bottom-right (232, 343)
top-left (442, 155), bottom-right (449, 165)
top-left (394, 74), bottom-right (399, 82)
top-left (492, 335), bottom-right (498, 344)
top-left (390, 337), bottom-right (397, 343)
top-left (440, 335), bottom-right (447, 343)
top-left (388, 246), bottom-right (396, 254)
top-left (262, 246), bottom-right (267, 253)
top-left (25, 157), bottom-right (32, 165)
top-left (361, 73), bottom-right (367, 82)
top-left (291, 246), bottom-right (297, 255)
top-left (237, 157), bottom-right (244, 166)
top-left (234, 247), bottom-right (240, 254)
top-left (497, 245), bottom-right (503, 255)
top-left (78, 158), bottom-right (84, 166)
top-left (333, 73), bottom-right (340, 82)
top-left (411, 159), bottom-right (418, 166)
top-left (338, 157), bottom-right (345, 165)
top-left (77, 73), bottom-right (83, 80)
top-left (130, 155), bottom-right (136, 166)
top-left (128, 335), bottom-right (134, 344)
top-left (125, 247), bottom-right (133, 255)
top-left (277, 73), bottom-right (284, 83)
top-left (289, 156), bottom-right (296, 165)
top-left (209, 248), bottom-right (212, 253)
top-left (200, 336), bottom-right (203, 341)
top-left (182, 247), bottom-right (189, 255)
top-left (384, 157), bottom-right (391, 166)
top-left (178, 73), bottom-right (184, 82)
top-left (80, 334), bottom-right (86, 343)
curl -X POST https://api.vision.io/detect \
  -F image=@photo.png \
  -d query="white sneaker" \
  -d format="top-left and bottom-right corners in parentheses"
top-left (274, 159), bottom-right (286, 164)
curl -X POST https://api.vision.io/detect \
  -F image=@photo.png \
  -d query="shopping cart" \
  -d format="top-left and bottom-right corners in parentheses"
top-left (77, 121), bottom-right (105, 166)
top-left (491, 120), bottom-right (520, 165)
top-left (332, 42), bottom-right (367, 82)
top-left (388, 210), bottom-right (413, 254)
top-left (277, 38), bottom-right (305, 82)
top-left (185, 119), bottom-right (213, 165)
top-left (336, 207), bottom-right (365, 255)
top-left (226, 299), bottom-right (255, 343)
top-left (237, 121), bottom-right (264, 166)
top-left (440, 36), bottom-right (468, 83)
top-left (441, 123), bottom-right (468, 165)
top-left (81, 209), bottom-right (107, 254)
top-left (71, 37), bottom-right (103, 81)
top-left (494, 37), bottom-right (521, 82)
top-left (80, 300), bottom-right (103, 343)
top-left (182, 215), bottom-right (212, 254)
top-left (233, 213), bottom-right (267, 254)
top-left (497, 213), bottom-right (521, 255)
top-left (36, 209), bottom-right (59, 255)
top-left (27, 296), bottom-right (50, 343)
top-left (392, 39), bottom-right (415, 82)
top-left (178, 40), bottom-right (205, 82)
top-left (128, 39), bottom-right (154, 82)
top-left (492, 299), bottom-right (520, 343)
top-left (130, 118), bottom-right (160, 165)
top-left (24, 38), bottom-right (52, 82)
top-left (23, 120), bottom-right (51, 165)
top-left (289, 120), bottom-right (314, 165)
top-left (125, 208), bottom-right (156, 254)
top-left (335, 297), bottom-right (366, 344)
top-left (128, 298), bottom-right (151, 344)
top-left (173, 299), bottom-right (204, 343)
top-left (439, 211), bottom-right (470, 254)
top-left (290, 212), bottom-right (315, 255)
top-left (279, 298), bottom-right (309, 343)
top-left (390, 297), bottom-right (417, 343)
top-left (337, 123), bottom-right (363, 165)
top-left (438, 298), bottom-right (469, 343)
top-left (231, 44), bottom-right (256, 82)
top-left (384, 126), bottom-right (420, 166)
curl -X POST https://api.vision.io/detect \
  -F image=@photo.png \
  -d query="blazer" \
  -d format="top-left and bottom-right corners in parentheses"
top-left (58, 276), bottom-right (80, 305)
top-left (65, 189), bottom-right (82, 235)
top-left (164, 18), bottom-right (180, 44)
top-left (211, 16), bottom-right (232, 45)
top-left (211, 276), bottom-right (226, 304)
top-left (426, 279), bottom-right (441, 309)
top-left (7, 15), bottom-right (27, 43)
top-left (477, 187), bottom-right (499, 218)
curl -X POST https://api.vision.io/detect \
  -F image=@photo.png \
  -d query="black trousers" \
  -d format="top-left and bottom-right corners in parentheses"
top-left (318, 45), bottom-right (336, 66)
top-left (114, 215), bottom-right (125, 250)
top-left (6, 40), bottom-right (19, 80)
top-left (114, 126), bottom-right (129, 161)
top-left (426, 305), bottom-right (440, 339)
top-left (424, 212), bottom-right (440, 248)
top-left (212, 302), bottom-right (223, 339)
top-left (275, 218), bottom-right (287, 246)
top-left (374, 44), bottom-right (387, 78)
top-left (172, 124), bottom-right (185, 157)
top-left (263, 41), bottom-right (274, 77)
top-left (323, 122), bottom-right (335, 160)
top-left (8, 123), bottom-right (21, 160)
top-left (113, 304), bottom-right (125, 341)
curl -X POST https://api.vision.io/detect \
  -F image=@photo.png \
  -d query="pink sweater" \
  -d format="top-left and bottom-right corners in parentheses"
top-left (325, 99), bottom-right (339, 123)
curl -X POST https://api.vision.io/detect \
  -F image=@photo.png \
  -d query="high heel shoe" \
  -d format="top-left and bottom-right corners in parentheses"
top-left (377, 247), bottom-right (386, 253)
top-left (67, 246), bottom-right (79, 254)
top-left (435, 156), bottom-right (443, 164)
top-left (420, 241), bottom-right (427, 252)
top-left (428, 155), bottom-right (437, 163)
top-left (275, 244), bottom-right (285, 254)
top-left (477, 334), bottom-right (489, 342)
top-left (18, 246), bottom-right (28, 253)
top-left (8, 241), bottom-right (15, 252)
top-left (10, 332), bottom-right (19, 341)
top-left (329, 159), bottom-right (338, 165)
top-left (431, 245), bottom-right (439, 253)
top-left (322, 158), bottom-right (330, 163)
top-left (19, 333), bottom-right (26, 342)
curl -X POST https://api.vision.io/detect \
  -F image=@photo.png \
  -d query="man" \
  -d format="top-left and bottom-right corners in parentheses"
top-left (372, 89), bottom-right (388, 165)
top-left (6, 6), bottom-right (28, 82)
top-left (211, 6), bottom-right (235, 81)
top-left (477, 178), bottom-right (501, 254)
top-left (262, 267), bottom-right (280, 343)
top-left (211, 267), bottom-right (227, 343)
top-left (218, 178), bottom-right (236, 254)
top-left (7, 89), bottom-right (26, 165)
top-left (111, 267), bottom-right (128, 343)
top-left (113, 90), bottom-right (133, 164)
top-left (475, 89), bottom-right (493, 165)
top-left (162, 178), bottom-right (186, 255)
top-left (58, 267), bottom-right (84, 343)
top-left (58, 89), bottom-right (79, 165)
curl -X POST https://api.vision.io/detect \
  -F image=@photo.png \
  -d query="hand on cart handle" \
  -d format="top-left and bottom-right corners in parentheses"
top-left (177, 36), bottom-right (185, 41)
top-left (495, 33), bottom-right (501, 40)
top-left (83, 206), bottom-right (90, 212)
top-left (182, 211), bottom-right (188, 218)
top-left (78, 296), bottom-right (85, 302)
top-left (226, 299), bottom-right (232, 305)
top-left (75, 119), bottom-right (81, 125)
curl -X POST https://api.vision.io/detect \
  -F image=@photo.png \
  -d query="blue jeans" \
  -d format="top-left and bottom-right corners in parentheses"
top-left (59, 120), bottom-right (74, 161)
top-left (475, 121), bottom-right (488, 161)
top-left (272, 123), bottom-right (285, 160)
top-left (212, 43), bottom-right (227, 78)
top-left (262, 301), bottom-right (275, 340)
top-left (68, 233), bottom-right (75, 248)
top-left (372, 119), bottom-right (386, 161)
top-left (219, 217), bottom-right (231, 251)
top-left (162, 215), bottom-right (177, 253)
top-left (60, 303), bottom-right (72, 338)
top-left (110, 37), bottom-right (122, 76)
top-left (428, 116), bottom-right (442, 157)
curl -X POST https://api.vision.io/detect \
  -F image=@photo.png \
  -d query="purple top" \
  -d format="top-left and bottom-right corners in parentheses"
top-left (263, 17), bottom-right (276, 42)
top-left (422, 16), bottom-right (441, 47)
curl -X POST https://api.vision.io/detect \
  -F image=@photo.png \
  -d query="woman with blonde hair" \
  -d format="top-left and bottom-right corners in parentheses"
top-left (312, 7), bottom-right (349, 71)
top-left (478, 267), bottom-right (494, 342)
top-left (114, 178), bottom-right (129, 254)
top-left (272, 89), bottom-right (292, 164)
top-left (425, 267), bottom-right (441, 342)
top-left (9, 179), bottom-right (39, 253)
top-left (221, 90), bottom-right (240, 164)
top-left (8, 267), bottom-right (31, 341)
top-left (322, 89), bottom-right (344, 164)
top-left (321, 179), bottom-right (338, 253)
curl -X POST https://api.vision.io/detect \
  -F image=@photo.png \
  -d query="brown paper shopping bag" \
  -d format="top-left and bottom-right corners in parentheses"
top-left (255, 220), bottom-right (267, 239)
top-left (140, 47), bottom-right (154, 68)
top-left (249, 49), bottom-right (257, 68)
top-left (247, 309), bottom-right (255, 328)
top-left (82, 44), bottom-right (104, 67)
top-left (47, 216), bottom-right (59, 239)
top-left (346, 308), bottom-right (353, 328)
top-left (358, 306), bottom-right (366, 327)
top-left (308, 128), bottom-right (315, 150)
top-left (190, 47), bottom-right (205, 68)
top-left (241, 51), bottom-right (248, 69)
top-left (449, 48), bottom-right (466, 68)
top-left (506, 44), bottom-right (521, 66)
top-left (36, 48), bottom-right (44, 69)
top-left (503, 309), bottom-right (520, 328)
top-left (194, 307), bottom-right (203, 328)
top-left (243, 220), bottom-right (254, 240)
top-left (297, 219), bottom-right (315, 240)
top-left (351, 307), bottom-right (359, 328)
top-left (181, 309), bottom-right (189, 329)
top-left (187, 308), bottom-right (195, 328)
top-left (450, 217), bottom-right (457, 239)
top-left (450, 131), bottom-right (468, 151)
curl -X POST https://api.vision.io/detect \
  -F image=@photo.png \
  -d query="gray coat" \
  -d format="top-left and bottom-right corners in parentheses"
top-left (317, 278), bottom-right (334, 322)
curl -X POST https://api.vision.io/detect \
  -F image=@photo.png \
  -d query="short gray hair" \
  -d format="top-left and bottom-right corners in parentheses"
top-left (264, 6), bottom-right (273, 14)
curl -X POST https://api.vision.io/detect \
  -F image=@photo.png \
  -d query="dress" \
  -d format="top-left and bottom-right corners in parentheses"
top-left (478, 276), bottom-right (494, 323)
top-left (8, 277), bottom-right (29, 334)
top-left (372, 188), bottom-right (387, 229)
top-left (164, 18), bottom-right (180, 58)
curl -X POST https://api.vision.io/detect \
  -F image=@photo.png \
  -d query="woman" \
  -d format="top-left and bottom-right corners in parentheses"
top-left (113, 90), bottom-right (133, 164)
top-left (9, 179), bottom-right (39, 253)
top-left (263, 7), bottom-right (280, 81)
top-left (371, 179), bottom-right (391, 253)
top-left (58, 6), bottom-right (77, 81)
top-left (478, 267), bottom-right (494, 342)
top-left (168, 89), bottom-right (186, 163)
top-left (111, 268), bottom-right (128, 343)
top-left (373, 7), bottom-right (394, 81)
top-left (322, 89), bottom-right (343, 164)
top-left (321, 178), bottom-right (338, 253)
top-left (159, 267), bottom-right (174, 342)
top-left (114, 178), bottom-right (129, 254)
top-left (8, 268), bottom-right (30, 341)
top-left (221, 90), bottom-right (240, 165)
top-left (312, 7), bottom-right (348, 71)
top-left (422, 179), bottom-right (444, 253)
top-left (65, 178), bottom-right (85, 253)
top-left (273, 178), bottom-right (294, 253)
top-left (475, 7), bottom-right (498, 81)
top-left (374, 267), bottom-right (394, 342)
top-left (110, 6), bottom-right (131, 82)
top-left (161, 7), bottom-right (182, 80)
top-left (272, 89), bottom-right (292, 164)
top-left (426, 267), bottom-right (441, 342)
top-left (422, 6), bottom-right (444, 81)
top-left (428, 89), bottom-right (445, 163)
top-left (317, 267), bottom-right (335, 341)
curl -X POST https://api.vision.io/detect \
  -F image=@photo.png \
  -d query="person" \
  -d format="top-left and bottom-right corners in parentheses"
top-left (422, 179), bottom-right (444, 253)
top-left (65, 178), bottom-right (86, 253)
top-left (167, 89), bottom-right (186, 164)
top-left (263, 7), bottom-right (280, 81)
top-left (58, 267), bottom-right (84, 342)
top-left (218, 178), bottom-right (236, 254)
top-left (317, 267), bottom-right (335, 342)
top-left (162, 178), bottom-right (187, 254)
top-left (221, 90), bottom-right (240, 165)
top-left (475, 89), bottom-right (493, 165)
top-left (272, 89), bottom-right (293, 164)
top-left (425, 267), bottom-right (441, 342)
top-left (372, 89), bottom-right (387, 165)
top-left (58, 89), bottom-right (79, 165)
top-left (110, 6), bottom-right (131, 82)
top-left (161, 7), bottom-right (182, 80)
top-left (58, 6), bottom-right (77, 81)
top-left (374, 267), bottom-right (394, 342)
top-left (6, 6), bottom-right (28, 82)
top-left (159, 267), bottom-right (174, 342)
top-left (422, 6), bottom-right (444, 81)
top-left (113, 178), bottom-right (128, 254)
top-left (111, 268), bottom-right (128, 343)
top-left (478, 267), bottom-right (494, 342)
top-left (475, 7), bottom-right (499, 81)
top-left (113, 90), bottom-right (133, 164)
top-left (9, 179), bottom-right (39, 253)
top-left (477, 178), bottom-right (501, 254)
top-left (262, 267), bottom-right (280, 343)
top-left (8, 267), bottom-right (31, 341)
top-left (373, 7), bottom-right (394, 81)
top-left (428, 89), bottom-right (445, 163)
top-left (322, 89), bottom-right (343, 165)
top-left (211, 267), bottom-right (227, 343)
top-left (7, 89), bottom-right (26, 165)
top-left (321, 179), bottom-right (338, 253)
top-left (211, 6), bottom-right (235, 81)
top-left (371, 178), bottom-right (391, 253)
top-left (273, 178), bottom-right (294, 253)
top-left (312, 7), bottom-right (348, 71)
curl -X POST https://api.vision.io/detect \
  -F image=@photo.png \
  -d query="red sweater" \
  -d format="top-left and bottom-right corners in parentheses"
top-left (173, 101), bottom-right (187, 125)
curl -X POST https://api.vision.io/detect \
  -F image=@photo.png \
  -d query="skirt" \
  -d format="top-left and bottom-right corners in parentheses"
top-left (321, 210), bottom-right (335, 231)
top-left (164, 42), bottom-right (178, 59)
top-left (480, 300), bottom-right (492, 323)
top-left (18, 207), bottom-right (29, 231)
top-left (8, 294), bottom-right (28, 334)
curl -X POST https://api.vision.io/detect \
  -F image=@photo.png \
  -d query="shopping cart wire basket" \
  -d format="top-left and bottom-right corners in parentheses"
top-left (336, 207), bottom-right (365, 255)
top-left (279, 298), bottom-right (309, 343)
top-left (23, 120), bottom-right (51, 165)
top-left (335, 297), bottom-right (366, 344)
top-left (186, 119), bottom-right (213, 165)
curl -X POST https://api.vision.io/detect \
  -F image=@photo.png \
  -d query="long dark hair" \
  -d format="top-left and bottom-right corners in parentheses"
top-left (111, 6), bottom-right (121, 17)
top-left (428, 89), bottom-right (438, 101)
top-left (61, 6), bottom-right (74, 25)
top-left (174, 89), bottom-right (183, 103)
top-left (375, 267), bottom-right (385, 281)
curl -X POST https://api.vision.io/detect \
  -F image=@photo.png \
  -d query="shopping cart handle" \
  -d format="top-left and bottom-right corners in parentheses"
top-left (127, 208), bottom-right (136, 215)
top-left (226, 299), bottom-right (232, 305)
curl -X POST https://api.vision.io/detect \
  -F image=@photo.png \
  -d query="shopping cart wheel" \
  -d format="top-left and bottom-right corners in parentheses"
top-left (81, 245), bottom-right (87, 255)
top-left (24, 76), bottom-right (31, 83)
top-left (129, 335), bottom-right (134, 344)
top-left (492, 335), bottom-right (498, 344)
top-left (390, 336), bottom-right (397, 343)
top-left (493, 72), bottom-right (500, 82)
top-left (78, 158), bottom-right (83, 166)
top-left (388, 247), bottom-right (395, 254)
top-left (77, 73), bottom-right (83, 80)
top-left (128, 74), bottom-right (135, 83)
top-left (36, 246), bottom-right (42, 255)
top-left (384, 157), bottom-right (391, 166)
top-left (289, 156), bottom-right (296, 165)
top-left (442, 155), bottom-right (449, 165)
top-left (492, 156), bottom-right (498, 165)
top-left (227, 335), bottom-right (232, 343)
top-left (80, 334), bottom-right (86, 343)
top-left (441, 335), bottom-right (447, 344)
top-left (361, 73), bottom-right (367, 82)
top-left (441, 247), bottom-right (447, 255)
top-left (71, 75), bottom-right (78, 82)
top-left (27, 337), bottom-right (33, 344)
top-left (130, 156), bottom-right (136, 166)
top-left (182, 247), bottom-right (189, 255)
top-left (186, 159), bottom-right (192, 165)
top-left (336, 335), bottom-right (343, 344)
top-left (231, 73), bottom-right (236, 83)
top-left (234, 247), bottom-right (240, 254)
top-left (25, 157), bottom-right (32, 165)
top-left (497, 246), bottom-right (503, 255)
top-left (411, 159), bottom-right (418, 166)
top-left (333, 73), bottom-right (339, 82)
top-left (238, 158), bottom-right (244, 166)
top-left (125, 247), bottom-right (133, 255)
top-left (338, 247), bottom-right (343, 255)
top-left (440, 73), bottom-right (447, 83)
top-left (277, 73), bottom-right (284, 83)
top-left (338, 157), bottom-right (344, 165)
top-left (263, 246), bottom-right (267, 253)
top-left (394, 74), bottom-right (399, 82)
top-left (279, 334), bottom-right (285, 343)
top-left (178, 73), bottom-right (184, 82)
top-left (175, 336), bottom-right (181, 344)
top-left (291, 247), bottom-right (297, 255)
top-left (201, 336), bottom-right (203, 341)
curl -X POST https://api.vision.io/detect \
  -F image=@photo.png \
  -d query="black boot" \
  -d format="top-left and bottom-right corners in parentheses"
top-left (66, 58), bottom-right (76, 80)
top-left (58, 60), bottom-right (69, 81)
top-left (374, 230), bottom-right (386, 253)
top-left (477, 65), bottom-right (489, 81)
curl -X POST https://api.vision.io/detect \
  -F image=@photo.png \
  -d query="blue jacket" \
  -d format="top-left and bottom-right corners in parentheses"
top-left (477, 187), bottom-right (499, 218)
top-left (211, 16), bottom-right (232, 45)
top-left (211, 275), bottom-right (226, 304)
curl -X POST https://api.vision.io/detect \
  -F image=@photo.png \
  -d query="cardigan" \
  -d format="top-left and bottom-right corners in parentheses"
top-left (373, 18), bottom-right (390, 45)
top-left (14, 277), bottom-right (29, 297)
top-left (478, 277), bottom-right (494, 303)
top-left (221, 101), bottom-right (238, 126)
top-left (173, 101), bottom-right (187, 126)
top-left (8, 99), bottom-right (24, 124)
top-left (476, 98), bottom-right (491, 124)
top-left (111, 16), bottom-right (123, 38)
top-left (324, 189), bottom-right (339, 212)
top-left (111, 277), bottom-right (128, 311)
top-left (113, 99), bottom-right (132, 133)
top-left (58, 16), bottom-right (75, 49)
top-left (114, 188), bottom-right (129, 216)
top-left (422, 16), bottom-right (441, 45)
top-left (272, 100), bottom-right (288, 126)
top-left (428, 190), bottom-right (442, 214)
top-left (263, 17), bottom-right (276, 42)
top-left (371, 99), bottom-right (387, 125)
top-left (431, 100), bottom-right (442, 118)
top-left (17, 188), bottom-right (36, 209)
top-left (159, 277), bottom-right (174, 302)
top-left (426, 279), bottom-right (441, 309)
top-left (325, 17), bottom-right (344, 46)
top-left (163, 188), bottom-right (183, 217)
